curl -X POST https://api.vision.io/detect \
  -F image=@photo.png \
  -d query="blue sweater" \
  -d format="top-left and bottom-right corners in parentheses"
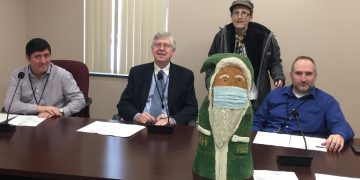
top-left (253, 86), bottom-right (354, 142)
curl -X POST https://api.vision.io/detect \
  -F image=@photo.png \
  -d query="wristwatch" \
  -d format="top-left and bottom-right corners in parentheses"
top-left (59, 108), bottom-right (64, 116)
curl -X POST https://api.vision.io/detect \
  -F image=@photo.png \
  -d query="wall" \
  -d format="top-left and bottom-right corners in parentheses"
top-left (0, 0), bottom-right (359, 137)
top-left (0, 0), bottom-right (26, 106)
top-left (169, 0), bottom-right (360, 136)
top-left (25, 0), bottom-right (125, 120)
top-left (25, 0), bottom-right (83, 60)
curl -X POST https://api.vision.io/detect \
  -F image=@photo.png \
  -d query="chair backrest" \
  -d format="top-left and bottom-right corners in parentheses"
top-left (52, 60), bottom-right (91, 117)
top-left (52, 60), bottom-right (89, 97)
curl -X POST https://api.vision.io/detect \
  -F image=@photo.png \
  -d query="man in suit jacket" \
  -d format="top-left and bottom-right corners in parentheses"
top-left (117, 32), bottom-right (198, 126)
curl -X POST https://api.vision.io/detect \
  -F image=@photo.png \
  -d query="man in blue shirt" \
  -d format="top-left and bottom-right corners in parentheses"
top-left (253, 56), bottom-right (354, 152)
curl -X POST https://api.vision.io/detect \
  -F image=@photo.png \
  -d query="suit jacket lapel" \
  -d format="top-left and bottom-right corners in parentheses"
top-left (140, 63), bottom-right (154, 108)
top-left (168, 63), bottom-right (178, 109)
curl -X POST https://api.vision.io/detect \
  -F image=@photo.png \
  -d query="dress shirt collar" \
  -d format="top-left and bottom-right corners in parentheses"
top-left (154, 62), bottom-right (170, 76)
top-left (27, 64), bottom-right (52, 79)
top-left (283, 85), bottom-right (316, 99)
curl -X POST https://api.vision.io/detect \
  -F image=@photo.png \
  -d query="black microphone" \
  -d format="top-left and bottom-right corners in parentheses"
top-left (157, 71), bottom-right (163, 81)
top-left (147, 71), bottom-right (173, 134)
top-left (1, 72), bottom-right (25, 132)
top-left (291, 110), bottom-right (309, 156)
top-left (157, 71), bottom-right (170, 124)
top-left (157, 71), bottom-right (165, 109)
top-left (157, 72), bottom-right (170, 121)
top-left (277, 110), bottom-right (313, 166)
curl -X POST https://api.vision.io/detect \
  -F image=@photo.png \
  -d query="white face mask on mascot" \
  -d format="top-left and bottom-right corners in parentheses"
top-left (213, 86), bottom-right (248, 109)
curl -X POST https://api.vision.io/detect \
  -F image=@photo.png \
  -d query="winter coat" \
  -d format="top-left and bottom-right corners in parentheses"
top-left (207, 22), bottom-right (285, 111)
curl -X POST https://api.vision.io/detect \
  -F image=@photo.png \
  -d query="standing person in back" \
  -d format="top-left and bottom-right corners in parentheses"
top-left (117, 32), bottom-right (198, 126)
top-left (4, 38), bottom-right (85, 118)
top-left (207, 0), bottom-right (285, 111)
top-left (253, 56), bottom-right (354, 152)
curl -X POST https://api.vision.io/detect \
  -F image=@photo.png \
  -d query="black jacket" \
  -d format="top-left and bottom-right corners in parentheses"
top-left (207, 22), bottom-right (285, 111)
top-left (117, 62), bottom-right (198, 125)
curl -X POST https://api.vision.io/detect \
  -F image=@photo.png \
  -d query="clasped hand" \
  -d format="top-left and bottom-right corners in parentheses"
top-left (37, 105), bottom-right (63, 118)
top-left (135, 112), bottom-right (170, 126)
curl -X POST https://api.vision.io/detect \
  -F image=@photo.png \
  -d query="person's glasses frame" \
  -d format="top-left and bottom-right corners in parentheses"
top-left (153, 43), bottom-right (173, 50)
top-left (232, 10), bottom-right (251, 18)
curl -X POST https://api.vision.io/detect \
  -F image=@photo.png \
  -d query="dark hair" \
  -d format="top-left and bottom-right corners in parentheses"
top-left (26, 38), bottom-right (51, 57)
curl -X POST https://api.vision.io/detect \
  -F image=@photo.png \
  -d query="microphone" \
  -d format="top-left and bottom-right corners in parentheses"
top-left (157, 71), bottom-right (163, 81)
top-left (147, 71), bottom-right (173, 134)
top-left (291, 110), bottom-right (309, 156)
top-left (0, 72), bottom-right (25, 132)
top-left (158, 72), bottom-right (170, 124)
top-left (157, 71), bottom-right (165, 110)
top-left (157, 71), bottom-right (170, 125)
top-left (277, 109), bottom-right (313, 166)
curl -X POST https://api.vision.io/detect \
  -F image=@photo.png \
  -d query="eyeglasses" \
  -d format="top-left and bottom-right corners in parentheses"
top-left (153, 43), bottom-right (173, 50)
top-left (232, 11), bottom-right (251, 18)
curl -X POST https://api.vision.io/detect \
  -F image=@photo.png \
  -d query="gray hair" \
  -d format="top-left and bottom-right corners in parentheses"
top-left (151, 32), bottom-right (176, 51)
top-left (291, 55), bottom-right (317, 74)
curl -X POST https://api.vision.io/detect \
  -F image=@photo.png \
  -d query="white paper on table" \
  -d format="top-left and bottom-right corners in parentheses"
top-left (254, 170), bottom-right (298, 180)
top-left (253, 131), bottom-right (291, 148)
top-left (8, 115), bottom-right (45, 126)
top-left (0, 113), bottom-right (18, 123)
top-left (253, 131), bottom-right (327, 152)
top-left (77, 121), bottom-right (145, 137)
top-left (289, 135), bottom-right (327, 152)
top-left (315, 173), bottom-right (360, 180)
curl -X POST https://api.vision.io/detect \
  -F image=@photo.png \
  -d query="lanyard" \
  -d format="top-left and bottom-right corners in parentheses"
top-left (29, 66), bottom-right (52, 105)
top-left (278, 95), bottom-right (309, 131)
top-left (153, 71), bottom-right (169, 110)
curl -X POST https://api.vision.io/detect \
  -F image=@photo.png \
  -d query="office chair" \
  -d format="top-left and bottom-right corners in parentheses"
top-left (52, 60), bottom-right (92, 117)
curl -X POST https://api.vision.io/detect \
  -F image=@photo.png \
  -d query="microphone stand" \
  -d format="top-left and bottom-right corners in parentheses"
top-left (146, 71), bottom-right (173, 134)
top-left (277, 110), bottom-right (313, 166)
top-left (158, 71), bottom-right (173, 128)
top-left (0, 72), bottom-right (25, 132)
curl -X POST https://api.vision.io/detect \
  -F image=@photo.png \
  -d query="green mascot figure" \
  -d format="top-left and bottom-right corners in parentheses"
top-left (193, 53), bottom-right (254, 180)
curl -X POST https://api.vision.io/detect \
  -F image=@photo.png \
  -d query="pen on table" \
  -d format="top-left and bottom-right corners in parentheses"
top-left (316, 145), bottom-right (325, 148)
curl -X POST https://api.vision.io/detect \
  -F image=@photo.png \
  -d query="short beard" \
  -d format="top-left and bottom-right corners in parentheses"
top-left (293, 84), bottom-right (313, 95)
top-left (209, 105), bottom-right (247, 148)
